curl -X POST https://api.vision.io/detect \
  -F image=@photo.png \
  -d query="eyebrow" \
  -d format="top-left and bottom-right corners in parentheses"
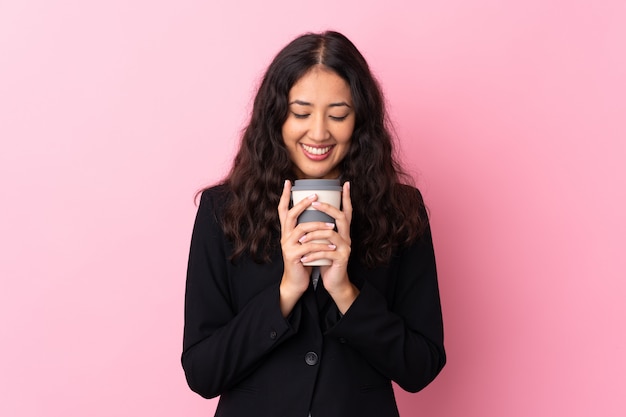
top-left (289, 100), bottom-right (352, 108)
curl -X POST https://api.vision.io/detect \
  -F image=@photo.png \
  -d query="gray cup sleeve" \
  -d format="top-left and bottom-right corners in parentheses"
top-left (297, 210), bottom-right (334, 224)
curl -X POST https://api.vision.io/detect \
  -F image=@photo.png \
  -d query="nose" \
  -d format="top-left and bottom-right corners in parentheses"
top-left (308, 114), bottom-right (330, 142)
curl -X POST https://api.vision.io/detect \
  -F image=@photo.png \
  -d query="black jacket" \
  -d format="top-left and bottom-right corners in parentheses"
top-left (182, 185), bottom-right (445, 416)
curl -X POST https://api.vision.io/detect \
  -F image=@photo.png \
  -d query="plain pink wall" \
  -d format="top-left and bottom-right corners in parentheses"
top-left (1, 1), bottom-right (624, 416)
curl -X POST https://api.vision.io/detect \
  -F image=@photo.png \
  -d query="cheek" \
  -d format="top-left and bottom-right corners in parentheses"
top-left (280, 125), bottom-right (292, 146)
top-left (338, 123), bottom-right (355, 143)
top-left (281, 122), bottom-right (300, 144)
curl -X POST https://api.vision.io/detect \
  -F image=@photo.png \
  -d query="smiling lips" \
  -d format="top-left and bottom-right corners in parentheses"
top-left (301, 143), bottom-right (334, 160)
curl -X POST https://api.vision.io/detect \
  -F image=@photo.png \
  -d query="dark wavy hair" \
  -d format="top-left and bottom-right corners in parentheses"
top-left (217, 31), bottom-right (425, 267)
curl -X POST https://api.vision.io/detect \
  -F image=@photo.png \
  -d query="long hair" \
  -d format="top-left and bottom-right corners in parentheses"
top-left (218, 31), bottom-right (425, 266)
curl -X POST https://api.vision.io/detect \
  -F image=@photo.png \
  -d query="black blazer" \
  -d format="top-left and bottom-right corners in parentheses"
top-left (182, 185), bottom-right (445, 417)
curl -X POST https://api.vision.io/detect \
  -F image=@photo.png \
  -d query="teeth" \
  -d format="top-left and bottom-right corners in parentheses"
top-left (302, 144), bottom-right (331, 155)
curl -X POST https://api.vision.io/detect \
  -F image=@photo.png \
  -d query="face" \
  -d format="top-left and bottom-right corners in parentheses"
top-left (282, 66), bottom-right (355, 179)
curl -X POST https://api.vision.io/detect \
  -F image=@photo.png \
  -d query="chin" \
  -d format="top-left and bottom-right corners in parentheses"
top-left (298, 166), bottom-right (339, 180)
top-left (302, 172), bottom-right (334, 180)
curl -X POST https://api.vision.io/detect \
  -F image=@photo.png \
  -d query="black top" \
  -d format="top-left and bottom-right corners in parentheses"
top-left (182, 184), bottom-right (446, 417)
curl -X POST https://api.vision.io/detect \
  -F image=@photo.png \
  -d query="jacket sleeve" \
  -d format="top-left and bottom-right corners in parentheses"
top-left (326, 206), bottom-right (446, 393)
top-left (181, 188), bottom-right (300, 398)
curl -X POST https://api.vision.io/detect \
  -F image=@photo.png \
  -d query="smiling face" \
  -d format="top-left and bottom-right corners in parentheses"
top-left (282, 66), bottom-right (355, 179)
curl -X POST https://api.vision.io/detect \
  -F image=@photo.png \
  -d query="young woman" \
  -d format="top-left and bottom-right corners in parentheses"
top-left (182, 31), bottom-right (445, 417)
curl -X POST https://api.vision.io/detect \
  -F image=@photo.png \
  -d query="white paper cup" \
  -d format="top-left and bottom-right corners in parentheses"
top-left (291, 179), bottom-right (342, 266)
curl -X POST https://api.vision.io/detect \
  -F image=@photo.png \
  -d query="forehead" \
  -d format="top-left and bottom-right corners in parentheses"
top-left (289, 66), bottom-right (352, 103)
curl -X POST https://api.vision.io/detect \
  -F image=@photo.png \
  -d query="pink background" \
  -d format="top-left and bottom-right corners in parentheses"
top-left (1, 1), bottom-right (624, 416)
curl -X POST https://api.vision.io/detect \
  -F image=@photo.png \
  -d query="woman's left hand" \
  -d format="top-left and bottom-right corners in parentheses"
top-left (299, 181), bottom-right (359, 313)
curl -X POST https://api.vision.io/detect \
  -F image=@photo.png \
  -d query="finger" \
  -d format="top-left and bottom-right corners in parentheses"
top-left (300, 242), bottom-right (351, 265)
top-left (310, 201), bottom-right (341, 218)
top-left (297, 228), bottom-right (339, 245)
top-left (341, 181), bottom-right (353, 223)
top-left (294, 221), bottom-right (336, 236)
top-left (300, 247), bottom-right (338, 264)
top-left (278, 180), bottom-right (292, 224)
top-left (301, 235), bottom-right (350, 255)
top-left (284, 193), bottom-right (318, 232)
top-left (286, 242), bottom-right (325, 263)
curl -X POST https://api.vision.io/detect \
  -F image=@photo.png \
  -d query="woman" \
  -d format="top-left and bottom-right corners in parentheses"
top-left (182, 31), bottom-right (445, 417)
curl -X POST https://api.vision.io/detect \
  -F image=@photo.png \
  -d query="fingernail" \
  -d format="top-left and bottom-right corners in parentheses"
top-left (300, 256), bottom-right (308, 262)
top-left (284, 180), bottom-right (289, 188)
top-left (325, 223), bottom-right (335, 228)
top-left (328, 244), bottom-right (337, 249)
top-left (311, 202), bottom-right (321, 207)
top-left (298, 235), bottom-right (306, 243)
top-left (307, 194), bottom-right (317, 200)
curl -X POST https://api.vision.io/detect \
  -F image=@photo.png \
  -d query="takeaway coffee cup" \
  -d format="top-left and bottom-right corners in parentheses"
top-left (291, 179), bottom-right (342, 266)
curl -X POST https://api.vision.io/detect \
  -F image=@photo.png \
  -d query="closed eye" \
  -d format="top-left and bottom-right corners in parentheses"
top-left (291, 112), bottom-right (309, 119)
top-left (330, 114), bottom-right (349, 121)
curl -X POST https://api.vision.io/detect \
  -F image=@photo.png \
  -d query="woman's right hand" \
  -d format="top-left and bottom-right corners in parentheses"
top-left (277, 180), bottom-right (334, 316)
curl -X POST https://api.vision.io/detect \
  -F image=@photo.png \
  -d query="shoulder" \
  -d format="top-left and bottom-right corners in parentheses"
top-left (193, 183), bottom-right (234, 230)
top-left (199, 183), bottom-right (230, 202)
top-left (198, 183), bottom-right (231, 210)
top-left (394, 183), bottom-right (424, 200)
top-left (394, 183), bottom-right (427, 215)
